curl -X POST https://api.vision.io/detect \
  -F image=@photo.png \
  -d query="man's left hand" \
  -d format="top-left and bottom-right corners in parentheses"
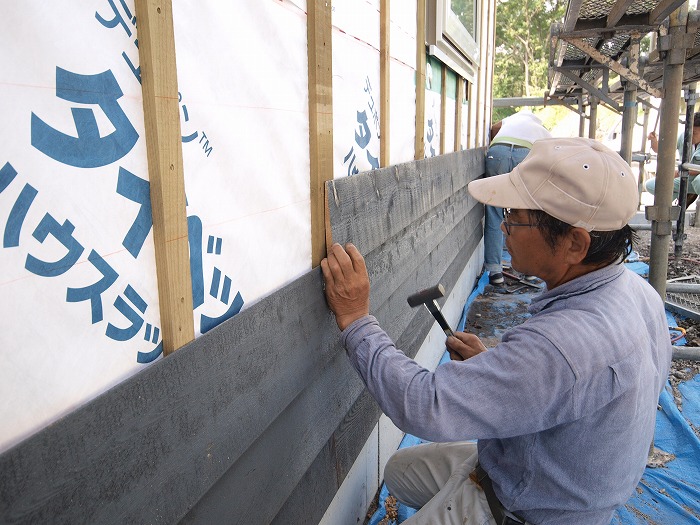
top-left (321, 243), bottom-right (370, 330)
top-left (446, 332), bottom-right (487, 361)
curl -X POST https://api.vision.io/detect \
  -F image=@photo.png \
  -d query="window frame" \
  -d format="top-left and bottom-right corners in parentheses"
top-left (426, 0), bottom-right (479, 82)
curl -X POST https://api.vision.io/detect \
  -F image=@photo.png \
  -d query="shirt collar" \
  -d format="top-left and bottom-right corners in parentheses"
top-left (528, 264), bottom-right (626, 315)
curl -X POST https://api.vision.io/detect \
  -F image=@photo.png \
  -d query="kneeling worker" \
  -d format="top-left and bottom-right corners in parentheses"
top-left (321, 137), bottom-right (672, 525)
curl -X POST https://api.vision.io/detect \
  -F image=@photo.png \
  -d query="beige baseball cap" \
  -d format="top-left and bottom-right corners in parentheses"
top-left (468, 137), bottom-right (638, 231)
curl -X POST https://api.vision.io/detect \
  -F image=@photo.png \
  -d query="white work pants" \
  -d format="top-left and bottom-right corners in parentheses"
top-left (383, 441), bottom-right (497, 525)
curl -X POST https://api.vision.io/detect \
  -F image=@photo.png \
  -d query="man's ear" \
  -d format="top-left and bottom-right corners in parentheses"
top-left (565, 228), bottom-right (591, 264)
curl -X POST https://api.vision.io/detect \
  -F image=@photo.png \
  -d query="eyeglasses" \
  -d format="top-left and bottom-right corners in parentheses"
top-left (502, 208), bottom-right (534, 236)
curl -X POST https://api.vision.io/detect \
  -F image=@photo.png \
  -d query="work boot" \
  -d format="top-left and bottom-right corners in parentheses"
top-left (489, 272), bottom-right (505, 285)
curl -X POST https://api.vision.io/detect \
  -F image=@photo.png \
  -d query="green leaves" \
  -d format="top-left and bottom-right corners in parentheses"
top-left (493, 0), bottom-right (566, 100)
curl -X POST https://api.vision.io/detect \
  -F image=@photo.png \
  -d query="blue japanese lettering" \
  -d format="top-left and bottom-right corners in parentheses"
top-left (66, 250), bottom-right (119, 324)
top-left (4, 184), bottom-right (38, 248)
top-left (116, 167), bottom-right (152, 258)
top-left (137, 341), bottom-right (162, 364)
top-left (343, 147), bottom-right (359, 177)
top-left (0, 162), bottom-right (18, 194)
top-left (200, 291), bottom-right (244, 334)
top-left (25, 215), bottom-right (85, 277)
top-left (95, 0), bottom-right (135, 37)
top-left (187, 215), bottom-right (205, 309)
top-left (355, 110), bottom-right (371, 149)
top-left (31, 68), bottom-right (138, 168)
top-left (105, 285), bottom-right (146, 341)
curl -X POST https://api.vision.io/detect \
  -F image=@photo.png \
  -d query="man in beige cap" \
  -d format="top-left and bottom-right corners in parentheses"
top-left (321, 137), bottom-right (671, 524)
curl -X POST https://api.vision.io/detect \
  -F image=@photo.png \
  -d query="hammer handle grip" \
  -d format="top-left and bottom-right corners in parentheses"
top-left (425, 302), bottom-right (454, 337)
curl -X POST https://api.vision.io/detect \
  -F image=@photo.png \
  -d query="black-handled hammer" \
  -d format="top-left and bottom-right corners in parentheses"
top-left (407, 283), bottom-right (454, 337)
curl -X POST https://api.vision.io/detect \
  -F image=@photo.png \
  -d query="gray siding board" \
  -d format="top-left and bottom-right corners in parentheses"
top-left (0, 267), bottom-right (337, 525)
top-left (270, 224), bottom-right (483, 525)
top-left (328, 149), bottom-right (484, 257)
top-left (270, 388), bottom-right (381, 525)
top-left (371, 204), bottom-right (482, 344)
top-left (367, 185), bottom-right (474, 309)
top-left (0, 150), bottom-right (485, 525)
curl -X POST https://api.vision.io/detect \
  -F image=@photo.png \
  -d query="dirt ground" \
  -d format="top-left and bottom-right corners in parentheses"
top-left (636, 222), bottom-right (700, 345)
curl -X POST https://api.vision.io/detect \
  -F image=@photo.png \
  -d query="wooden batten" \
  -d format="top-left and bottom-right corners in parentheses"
top-left (380, 0), bottom-right (390, 167)
top-left (467, 80), bottom-right (473, 148)
top-left (415, 0), bottom-right (427, 160)
top-left (456, 77), bottom-right (464, 151)
top-left (134, 0), bottom-right (194, 354)
top-left (307, 0), bottom-right (334, 267)
top-left (441, 66), bottom-right (447, 154)
top-left (486, 0), bottom-right (496, 131)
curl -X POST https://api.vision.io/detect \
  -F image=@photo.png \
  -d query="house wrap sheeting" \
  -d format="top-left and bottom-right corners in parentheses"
top-left (0, 1), bottom-right (491, 523)
top-left (0, 1), bottom-right (316, 453)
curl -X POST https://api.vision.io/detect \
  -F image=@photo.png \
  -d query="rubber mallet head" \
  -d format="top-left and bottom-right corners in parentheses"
top-left (407, 284), bottom-right (454, 337)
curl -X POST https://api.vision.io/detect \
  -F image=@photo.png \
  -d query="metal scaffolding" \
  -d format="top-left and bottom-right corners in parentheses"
top-left (545, 0), bottom-right (700, 299)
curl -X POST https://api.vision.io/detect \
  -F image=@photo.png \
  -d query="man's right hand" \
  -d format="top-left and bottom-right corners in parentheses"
top-left (648, 131), bottom-right (658, 153)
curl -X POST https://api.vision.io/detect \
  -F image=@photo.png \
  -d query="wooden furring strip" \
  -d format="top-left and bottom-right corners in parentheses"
top-left (134, 0), bottom-right (194, 354)
top-left (307, 0), bottom-right (334, 267)
top-left (380, 0), bottom-right (391, 167)
top-left (441, 65), bottom-right (447, 154)
top-left (455, 77), bottom-right (464, 151)
top-left (415, 0), bottom-right (427, 160)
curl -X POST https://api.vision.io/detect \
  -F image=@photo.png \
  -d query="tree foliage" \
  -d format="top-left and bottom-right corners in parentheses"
top-left (493, 0), bottom-right (566, 109)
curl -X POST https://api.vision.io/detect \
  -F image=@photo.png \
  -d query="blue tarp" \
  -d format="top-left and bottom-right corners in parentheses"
top-left (368, 261), bottom-right (700, 524)
top-left (611, 378), bottom-right (700, 524)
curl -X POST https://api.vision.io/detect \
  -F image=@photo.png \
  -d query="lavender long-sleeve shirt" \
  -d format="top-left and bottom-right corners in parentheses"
top-left (341, 264), bottom-right (672, 525)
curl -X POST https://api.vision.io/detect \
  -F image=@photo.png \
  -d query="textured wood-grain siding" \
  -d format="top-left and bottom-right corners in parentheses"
top-left (0, 149), bottom-right (485, 525)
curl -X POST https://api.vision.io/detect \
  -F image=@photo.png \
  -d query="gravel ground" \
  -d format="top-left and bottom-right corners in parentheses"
top-left (635, 222), bottom-right (700, 413)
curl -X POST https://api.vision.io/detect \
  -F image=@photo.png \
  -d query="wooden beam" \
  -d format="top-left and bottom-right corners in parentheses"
top-left (486, 0), bottom-right (496, 133)
top-left (455, 77), bottom-right (464, 151)
top-left (307, 0), bottom-right (334, 267)
top-left (380, 0), bottom-right (390, 167)
top-left (440, 65), bottom-right (447, 154)
top-left (415, 0), bottom-right (426, 160)
top-left (134, 0), bottom-right (194, 355)
top-left (557, 69), bottom-right (621, 110)
top-left (476, 0), bottom-right (489, 144)
top-left (564, 0), bottom-right (585, 32)
top-left (607, 0), bottom-right (637, 28)
top-left (651, 0), bottom-right (687, 24)
top-left (550, 0), bottom-right (584, 97)
top-left (563, 37), bottom-right (664, 98)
